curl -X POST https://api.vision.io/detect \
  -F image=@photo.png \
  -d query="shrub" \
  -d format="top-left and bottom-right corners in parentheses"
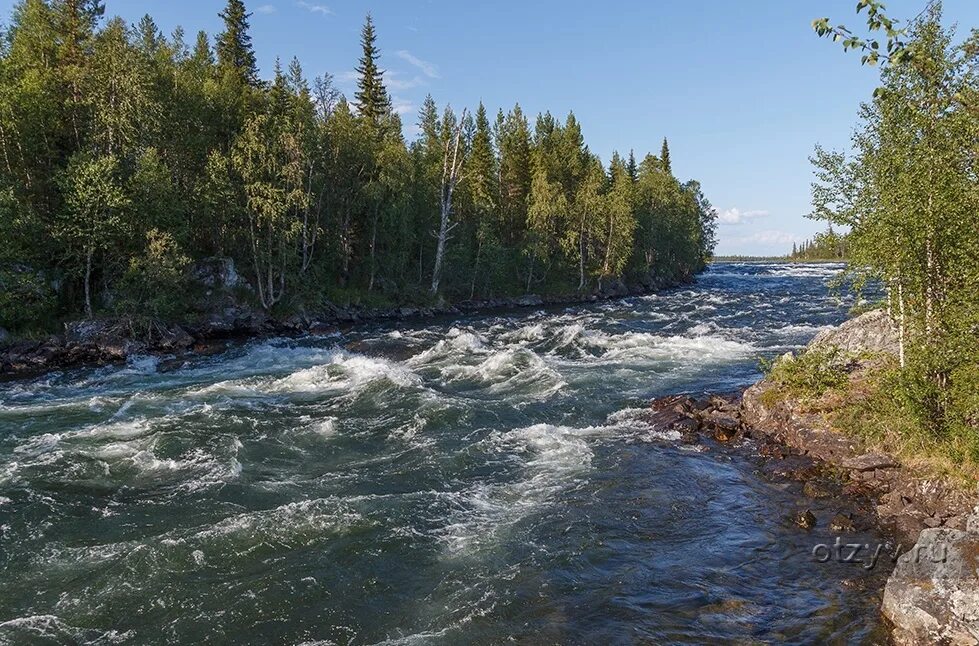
top-left (762, 347), bottom-right (851, 402)
top-left (114, 229), bottom-right (193, 323)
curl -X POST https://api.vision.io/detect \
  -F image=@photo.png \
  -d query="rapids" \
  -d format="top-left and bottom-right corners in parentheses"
top-left (0, 262), bottom-right (890, 644)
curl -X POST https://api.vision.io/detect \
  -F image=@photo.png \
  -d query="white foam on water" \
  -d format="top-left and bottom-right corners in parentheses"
top-left (192, 498), bottom-right (367, 549)
top-left (271, 350), bottom-right (421, 395)
top-left (0, 615), bottom-right (132, 644)
top-left (555, 328), bottom-right (754, 366)
top-left (439, 423), bottom-right (597, 557)
top-left (312, 417), bottom-right (337, 438)
top-left (439, 347), bottom-right (566, 398)
top-left (605, 407), bottom-right (683, 442)
top-left (767, 263), bottom-right (845, 278)
top-left (503, 322), bottom-right (546, 342)
top-left (406, 327), bottom-right (487, 366)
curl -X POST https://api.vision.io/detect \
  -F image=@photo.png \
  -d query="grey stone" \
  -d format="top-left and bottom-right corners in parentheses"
top-left (809, 309), bottom-right (899, 356)
top-left (191, 257), bottom-right (242, 290)
top-left (841, 453), bottom-right (899, 472)
top-left (883, 520), bottom-right (979, 645)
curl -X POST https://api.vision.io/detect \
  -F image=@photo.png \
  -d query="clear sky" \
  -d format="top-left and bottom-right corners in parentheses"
top-left (3, 0), bottom-right (977, 255)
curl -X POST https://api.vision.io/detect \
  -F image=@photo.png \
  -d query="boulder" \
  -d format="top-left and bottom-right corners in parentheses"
top-left (0, 326), bottom-right (9, 347)
top-left (191, 257), bottom-right (242, 290)
top-left (883, 509), bottom-right (979, 645)
top-left (515, 294), bottom-right (543, 307)
top-left (158, 325), bottom-right (194, 351)
top-left (809, 309), bottom-right (899, 356)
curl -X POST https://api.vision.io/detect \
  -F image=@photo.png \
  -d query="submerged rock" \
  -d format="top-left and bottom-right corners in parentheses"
top-left (830, 513), bottom-right (856, 533)
top-left (794, 509), bottom-right (817, 530)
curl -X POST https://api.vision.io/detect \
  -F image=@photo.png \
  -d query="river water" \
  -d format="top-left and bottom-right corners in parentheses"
top-left (0, 262), bottom-right (891, 644)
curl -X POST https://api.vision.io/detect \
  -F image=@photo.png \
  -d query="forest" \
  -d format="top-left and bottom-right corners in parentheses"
top-left (0, 0), bottom-right (717, 335)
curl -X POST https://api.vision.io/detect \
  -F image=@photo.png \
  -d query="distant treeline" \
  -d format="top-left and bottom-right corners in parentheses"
top-left (787, 229), bottom-right (847, 261)
top-left (0, 0), bottom-right (717, 333)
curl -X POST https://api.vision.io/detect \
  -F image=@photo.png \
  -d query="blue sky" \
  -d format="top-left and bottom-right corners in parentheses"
top-left (4, 1), bottom-right (978, 255)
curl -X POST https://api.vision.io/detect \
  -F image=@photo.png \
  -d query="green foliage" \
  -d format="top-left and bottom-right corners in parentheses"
top-left (0, 266), bottom-right (57, 332)
top-left (114, 229), bottom-right (192, 321)
top-left (788, 227), bottom-right (847, 260)
top-left (812, 0), bottom-right (912, 67)
top-left (761, 348), bottom-right (851, 403)
top-left (0, 1), bottom-right (717, 336)
top-left (833, 364), bottom-right (979, 484)
top-left (810, 2), bottom-right (979, 467)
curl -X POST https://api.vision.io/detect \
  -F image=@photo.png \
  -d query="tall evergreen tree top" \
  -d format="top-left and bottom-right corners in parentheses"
top-left (217, 0), bottom-right (258, 86)
top-left (660, 137), bottom-right (672, 174)
top-left (354, 13), bottom-right (391, 130)
top-left (627, 149), bottom-right (638, 182)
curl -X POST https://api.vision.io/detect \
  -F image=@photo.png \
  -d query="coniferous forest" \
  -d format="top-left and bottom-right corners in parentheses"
top-left (0, 0), bottom-right (717, 335)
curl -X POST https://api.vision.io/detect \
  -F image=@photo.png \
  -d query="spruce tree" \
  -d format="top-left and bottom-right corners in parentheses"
top-left (660, 137), bottom-right (672, 174)
top-left (354, 14), bottom-right (391, 130)
top-left (627, 149), bottom-right (638, 182)
top-left (216, 0), bottom-right (258, 86)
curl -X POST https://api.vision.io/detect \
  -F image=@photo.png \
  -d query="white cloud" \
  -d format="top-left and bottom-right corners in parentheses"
top-left (385, 73), bottom-right (424, 91)
top-left (396, 50), bottom-right (439, 79)
top-left (391, 97), bottom-right (416, 116)
top-left (729, 230), bottom-right (805, 246)
top-left (297, 1), bottom-right (332, 16)
top-left (337, 70), bottom-right (359, 84)
top-left (717, 207), bottom-right (769, 226)
top-left (255, 4), bottom-right (276, 14)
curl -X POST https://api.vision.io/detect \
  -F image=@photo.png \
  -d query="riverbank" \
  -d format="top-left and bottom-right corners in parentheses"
top-left (648, 309), bottom-right (979, 644)
top-left (0, 273), bottom-right (686, 379)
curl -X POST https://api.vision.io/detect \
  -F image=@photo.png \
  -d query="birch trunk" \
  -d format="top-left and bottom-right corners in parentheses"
top-left (898, 275), bottom-right (907, 369)
top-left (84, 246), bottom-right (94, 319)
top-left (431, 108), bottom-right (467, 295)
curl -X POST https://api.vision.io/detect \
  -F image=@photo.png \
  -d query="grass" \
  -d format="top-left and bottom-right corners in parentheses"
top-left (761, 347), bottom-right (979, 486)
top-left (759, 348), bottom-right (852, 406)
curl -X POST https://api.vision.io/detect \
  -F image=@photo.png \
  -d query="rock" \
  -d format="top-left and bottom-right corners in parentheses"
top-left (882, 515), bottom-right (979, 645)
top-left (809, 309), bottom-right (899, 357)
top-left (793, 509), bottom-right (817, 530)
top-left (515, 294), bottom-right (543, 307)
top-left (830, 513), bottom-right (856, 533)
top-left (803, 481), bottom-right (834, 499)
top-left (0, 326), bottom-right (9, 346)
top-left (158, 325), bottom-right (194, 351)
top-left (64, 319), bottom-right (113, 345)
top-left (702, 410), bottom-right (740, 441)
top-left (841, 453), bottom-right (899, 472)
top-left (191, 257), bottom-right (242, 290)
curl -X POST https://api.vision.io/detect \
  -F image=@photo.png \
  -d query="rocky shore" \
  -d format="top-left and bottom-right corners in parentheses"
top-left (643, 310), bottom-right (979, 644)
top-left (0, 262), bottom-right (683, 378)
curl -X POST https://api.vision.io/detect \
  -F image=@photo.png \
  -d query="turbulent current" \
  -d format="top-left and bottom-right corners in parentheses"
top-left (0, 262), bottom-right (891, 644)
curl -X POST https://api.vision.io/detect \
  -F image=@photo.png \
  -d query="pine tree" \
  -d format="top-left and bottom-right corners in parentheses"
top-left (216, 0), bottom-right (258, 86)
top-left (354, 14), bottom-right (391, 131)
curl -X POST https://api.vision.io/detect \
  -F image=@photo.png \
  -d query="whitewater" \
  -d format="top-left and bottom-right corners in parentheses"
top-left (0, 262), bottom-right (890, 644)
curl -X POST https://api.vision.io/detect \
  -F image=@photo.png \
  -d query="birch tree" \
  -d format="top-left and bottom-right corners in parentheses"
top-left (430, 106), bottom-right (468, 295)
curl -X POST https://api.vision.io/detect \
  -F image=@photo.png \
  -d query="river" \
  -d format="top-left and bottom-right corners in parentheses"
top-left (0, 262), bottom-right (891, 644)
